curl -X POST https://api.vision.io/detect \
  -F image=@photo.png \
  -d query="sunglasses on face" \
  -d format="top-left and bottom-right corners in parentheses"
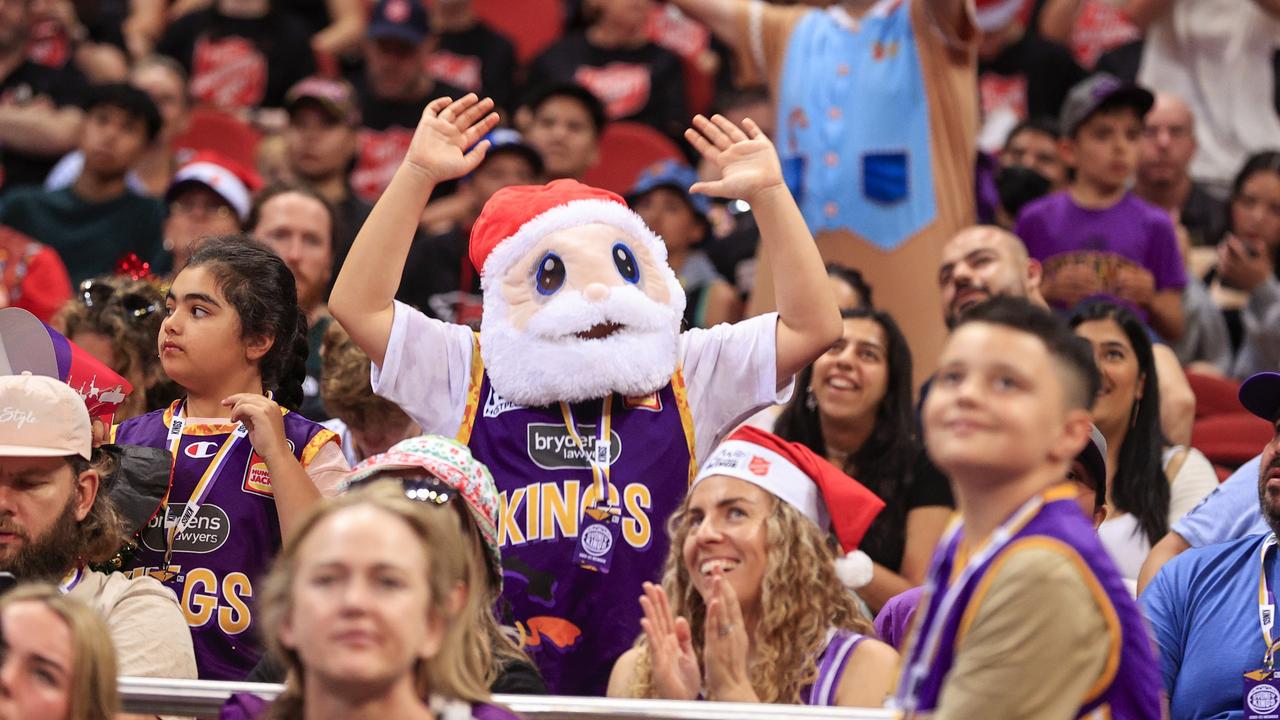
top-left (344, 474), bottom-right (456, 507)
top-left (79, 280), bottom-right (161, 320)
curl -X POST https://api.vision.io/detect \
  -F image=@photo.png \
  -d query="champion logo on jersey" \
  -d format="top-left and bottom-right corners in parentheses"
top-left (185, 441), bottom-right (221, 459)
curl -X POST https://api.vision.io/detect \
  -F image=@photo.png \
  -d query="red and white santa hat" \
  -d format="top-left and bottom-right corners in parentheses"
top-left (974, 0), bottom-right (1030, 32)
top-left (694, 426), bottom-right (885, 554)
top-left (470, 179), bottom-right (671, 282)
top-left (165, 151), bottom-right (262, 222)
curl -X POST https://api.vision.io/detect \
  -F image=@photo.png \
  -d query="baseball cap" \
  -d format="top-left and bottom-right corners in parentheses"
top-left (165, 151), bottom-right (262, 222)
top-left (1240, 372), bottom-right (1280, 423)
top-left (476, 128), bottom-right (544, 176)
top-left (367, 0), bottom-right (429, 45)
top-left (0, 373), bottom-right (91, 460)
top-left (341, 435), bottom-right (503, 590)
top-left (627, 160), bottom-right (712, 218)
top-left (285, 76), bottom-right (361, 127)
top-left (1059, 73), bottom-right (1155, 137)
top-left (1075, 423), bottom-right (1108, 491)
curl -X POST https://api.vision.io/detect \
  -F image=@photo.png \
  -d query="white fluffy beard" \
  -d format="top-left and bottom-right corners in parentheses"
top-left (479, 283), bottom-right (684, 406)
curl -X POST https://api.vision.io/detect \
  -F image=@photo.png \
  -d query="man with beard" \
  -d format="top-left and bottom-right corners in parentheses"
top-left (937, 224), bottom-right (1196, 447)
top-left (1140, 370), bottom-right (1280, 720)
top-left (330, 96), bottom-right (841, 695)
top-left (0, 373), bottom-right (196, 702)
top-left (248, 182), bottom-right (337, 421)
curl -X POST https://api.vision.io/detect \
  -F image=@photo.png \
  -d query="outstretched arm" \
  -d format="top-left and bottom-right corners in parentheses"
top-left (329, 94), bottom-right (498, 366)
top-left (666, 0), bottom-right (745, 48)
top-left (686, 114), bottom-right (842, 385)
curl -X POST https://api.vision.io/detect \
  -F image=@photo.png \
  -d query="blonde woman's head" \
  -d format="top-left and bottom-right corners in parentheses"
top-left (0, 584), bottom-right (119, 720)
top-left (258, 484), bottom-right (487, 720)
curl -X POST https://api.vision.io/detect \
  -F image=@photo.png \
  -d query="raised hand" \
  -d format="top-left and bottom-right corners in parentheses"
top-left (685, 115), bottom-right (784, 203)
top-left (701, 569), bottom-right (756, 702)
top-left (639, 582), bottom-right (701, 701)
top-left (223, 392), bottom-right (290, 463)
top-left (404, 94), bottom-right (501, 184)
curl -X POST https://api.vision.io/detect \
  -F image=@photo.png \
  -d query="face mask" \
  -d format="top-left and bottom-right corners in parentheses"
top-left (995, 165), bottom-right (1052, 219)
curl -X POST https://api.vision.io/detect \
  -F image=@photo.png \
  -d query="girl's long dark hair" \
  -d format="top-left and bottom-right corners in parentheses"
top-left (1070, 302), bottom-right (1167, 545)
top-left (773, 307), bottom-right (917, 562)
top-left (186, 235), bottom-right (309, 411)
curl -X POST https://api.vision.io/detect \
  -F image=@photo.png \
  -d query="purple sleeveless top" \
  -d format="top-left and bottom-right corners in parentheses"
top-left (113, 401), bottom-right (337, 680)
top-left (804, 629), bottom-right (866, 706)
top-left (896, 485), bottom-right (1163, 718)
top-left (461, 370), bottom-right (695, 696)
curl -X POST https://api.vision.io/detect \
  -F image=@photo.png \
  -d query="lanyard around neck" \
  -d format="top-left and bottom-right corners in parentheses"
top-left (893, 490), bottom-right (1048, 714)
top-left (558, 396), bottom-right (614, 507)
top-left (160, 400), bottom-right (247, 572)
top-left (1259, 534), bottom-right (1280, 669)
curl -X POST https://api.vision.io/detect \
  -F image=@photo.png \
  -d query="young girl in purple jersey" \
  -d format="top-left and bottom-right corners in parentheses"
top-left (111, 236), bottom-right (348, 680)
top-left (224, 483), bottom-right (520, 720)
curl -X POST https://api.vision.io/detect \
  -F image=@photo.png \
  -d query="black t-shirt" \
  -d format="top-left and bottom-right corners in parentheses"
top-left (273, 0), bottom-right (331, 38)
top-left (350, 78), bottom-right (465, 204)
top-left (330, 190), bottom-right (372, 288)
top-left (1182, 182), bottom-right (1227, 248)
top-left (396, 225), bottom-right (484, 330)
top-left (527, 31), bottom-right (687, 138)
top-left (703, 210), bottom-right (759, 300)
top-left (432, 23), bottom-right (518, 113)
top-left (0, 61), bottom-right (86, 194)
top-left (157, 9), bottom-right (316, 111)
top-left (980, 32), bottom-right (1085, 128)
top-left (858, 448), bottom-right (955, 573)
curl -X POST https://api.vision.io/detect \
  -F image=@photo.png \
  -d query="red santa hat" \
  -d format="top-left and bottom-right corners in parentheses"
top-left (470, 179), bottom-right (669, 281)
top-left (694, 426), bottom-right (885, 553)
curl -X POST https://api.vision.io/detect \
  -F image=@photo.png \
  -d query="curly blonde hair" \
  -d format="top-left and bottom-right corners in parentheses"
top-left (320, 321), bottom-right (414, 432)
top-left (629, 496), bottom-right (875, 703)
top-left (257, 483), bottom-right (492, 720)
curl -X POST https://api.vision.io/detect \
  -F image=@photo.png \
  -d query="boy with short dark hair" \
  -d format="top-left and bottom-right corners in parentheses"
top-left (517, 81), bottom-right (605, 181)
top-left (892, 296), bottom-right (1162, 719)
top-left (1015, 74), bottom-right (1187, 343)
top-left (0, 82), bottom-right (166, 282)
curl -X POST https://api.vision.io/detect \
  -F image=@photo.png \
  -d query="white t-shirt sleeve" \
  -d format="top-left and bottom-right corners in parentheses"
top-left (680, 312), bottom-right (794, 464)
top-left (371, 301), bottom-right (476, 436)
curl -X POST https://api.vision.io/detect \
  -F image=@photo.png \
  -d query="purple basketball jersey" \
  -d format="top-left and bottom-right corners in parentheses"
top-left (896, 484), bottom-right (1163, 718)
top-left (805, 629), bottom-right (867, 706)
top-left (461, 369), bottom-right (695, 696)
top-left (113, 401), bottom-right (338, 680)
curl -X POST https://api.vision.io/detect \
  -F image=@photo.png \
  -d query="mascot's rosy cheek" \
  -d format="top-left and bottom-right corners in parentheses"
top-left (472, 180), bottom-right (687, 407)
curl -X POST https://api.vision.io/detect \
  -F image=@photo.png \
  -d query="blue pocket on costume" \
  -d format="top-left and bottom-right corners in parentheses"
top-left (862, 151), bottom-right (909, 205)
top-left (781, 155), bottom-right (806, 203)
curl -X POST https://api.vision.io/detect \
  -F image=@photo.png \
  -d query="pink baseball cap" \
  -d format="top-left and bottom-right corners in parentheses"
top-left (0, 373), bottom-right (91, 459)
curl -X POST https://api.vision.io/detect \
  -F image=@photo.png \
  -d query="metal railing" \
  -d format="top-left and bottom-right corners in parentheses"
top-left (119, 677), bottom-right (899, 719)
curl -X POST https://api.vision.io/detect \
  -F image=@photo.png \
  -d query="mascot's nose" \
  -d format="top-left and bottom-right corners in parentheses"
top-left (583, 282), bottom-right (610, 302)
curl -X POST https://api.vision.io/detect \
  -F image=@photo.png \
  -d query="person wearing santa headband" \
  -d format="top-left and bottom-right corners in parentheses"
top-left (330, 94), bottom-right (843, 695)
top-left (606, 426), bottom-right (896, 706)
top-left (891, 297), bottom-right (1162, 719)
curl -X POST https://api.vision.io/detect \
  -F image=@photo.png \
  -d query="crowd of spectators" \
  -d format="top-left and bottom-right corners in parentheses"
top-left (1, 0), bottom-right (1280, 718)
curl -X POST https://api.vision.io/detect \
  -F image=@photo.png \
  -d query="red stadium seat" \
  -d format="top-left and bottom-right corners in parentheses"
top-left (173, 108), bottom-right (262, 173)
top-left (1191, 414), bottom-right (1274, 472)
top-left (1186, 371), bottom-right (1245, 420)
top-left (582, 121), bottom-right (685, 196)
top-left (472, 0), bottom-right (563, 65)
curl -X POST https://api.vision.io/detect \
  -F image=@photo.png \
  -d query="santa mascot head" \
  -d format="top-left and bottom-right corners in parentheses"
top-left (471, 179), bottom-right (687, 407)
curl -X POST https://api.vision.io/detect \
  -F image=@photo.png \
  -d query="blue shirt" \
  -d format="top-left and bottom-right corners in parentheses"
top-left (1173, 454), bottom-right (1268, 547)
top-left (1140, 532), bottom-right (1277, 720)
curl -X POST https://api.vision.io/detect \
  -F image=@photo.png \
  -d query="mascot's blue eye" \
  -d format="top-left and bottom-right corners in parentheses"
top-left (535, 253), bottom-right (566, 296)
top-left (612, 243), bottom-right (640, 284)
